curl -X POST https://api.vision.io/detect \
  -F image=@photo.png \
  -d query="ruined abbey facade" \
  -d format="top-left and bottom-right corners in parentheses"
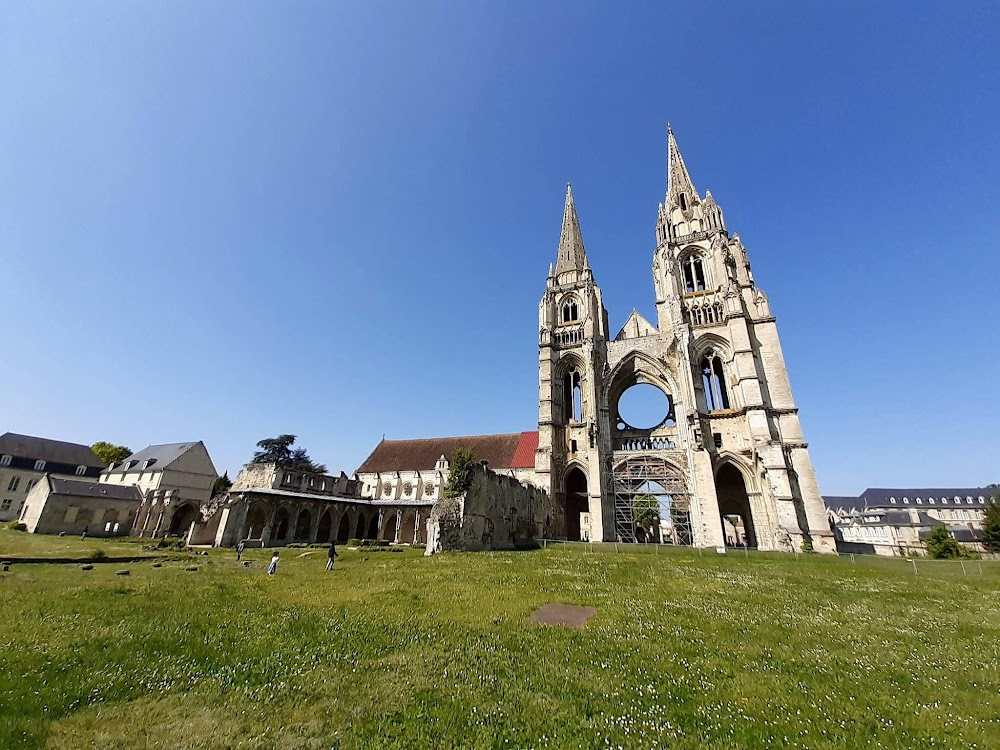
top-left (534, 127), bottom-right (835, 553)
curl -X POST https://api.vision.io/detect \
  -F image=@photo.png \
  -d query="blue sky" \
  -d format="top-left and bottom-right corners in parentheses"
top-left (2, 2), bottom-right (997, 493)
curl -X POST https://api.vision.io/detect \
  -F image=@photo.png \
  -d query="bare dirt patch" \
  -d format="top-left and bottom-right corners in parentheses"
top-left (528, 603), bottom-right (596, 627)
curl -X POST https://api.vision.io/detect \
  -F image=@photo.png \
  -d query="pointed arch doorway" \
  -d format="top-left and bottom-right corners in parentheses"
top-left (565, 467), bottom-right (589, 541)
top-left (715, 463), bottom-right (757, 548)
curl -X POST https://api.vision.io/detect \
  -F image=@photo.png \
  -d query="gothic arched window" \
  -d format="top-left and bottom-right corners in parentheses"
top-left (563, 369), bottom-right (583, 423)
top-left (701, 352), bottom-right (730, 411)
top-left (561, 299), bottom-right (580, 323)
top-left (682, 255), bottom-right (707, 294)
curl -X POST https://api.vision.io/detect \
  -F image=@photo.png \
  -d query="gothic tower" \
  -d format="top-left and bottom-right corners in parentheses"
top-left (535, 129), bottom-right (835, 553)
top-left (535, 184), bottom-right (610, 542)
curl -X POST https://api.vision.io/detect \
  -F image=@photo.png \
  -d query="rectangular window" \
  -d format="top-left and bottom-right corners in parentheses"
top-left (34, 460), bottom-right (45, 471)
top-left (76, 465), bottom-right (86, 476)
top-left (7, 477), bottom-right (19, 492)
top-left (713, 433), bottom-right (723, 449)
top-left (0, 455), bottom-right (10, 466)
top-left (0, 498), bottom-right (11, 511)
top-left (26, 479), bottom-right (36, 492)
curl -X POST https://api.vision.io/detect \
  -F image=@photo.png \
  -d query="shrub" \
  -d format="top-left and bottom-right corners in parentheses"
top-left (5, 521), bottom-right (27, 532)
top-left (361, 539), bottom-right (389, 547)
top-left (286, 543), bottom-right (309, 548)
top-left (444, 447), bottom-right (476, 498)
top-left (89, 549), bottom-right (107, 561)
top-left (801, 538), bottom-right (815, 553)
top-left (346, 538), bottom-right (362, 547)
top-left (926, 525), bottom-right (961, 559)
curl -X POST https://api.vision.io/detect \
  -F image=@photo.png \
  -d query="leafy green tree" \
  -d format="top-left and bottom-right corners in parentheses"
top-left (633, 494), bottom-right (659, 530)
top-left (982, 496), bottom-right (1000, 553)
top-left (212, 472), bottom-right (232, 498)
top-left (926, 524), bottom-right (962, 559)
top-left (251, 435), bottom-right (327, 474)
top-left (444, 448), bottom-right (476, 498)
top-left (91, 442), bottom-right (131, 466)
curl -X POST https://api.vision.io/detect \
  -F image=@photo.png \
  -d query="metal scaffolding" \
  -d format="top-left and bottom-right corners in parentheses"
top-left (612, 454), bottom-right (692, 545)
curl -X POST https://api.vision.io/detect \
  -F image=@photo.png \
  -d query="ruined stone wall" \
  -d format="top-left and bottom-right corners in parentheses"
top-left (425, 464), bottom-right (549, 554)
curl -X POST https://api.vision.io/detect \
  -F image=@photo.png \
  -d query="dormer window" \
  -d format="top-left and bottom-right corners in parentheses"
top-left (124, 460), bottom-right (138, 470)
top-left (682, 255), bottom-right (707, 294)
top-left (0, 455), bottom-right (10, 467)
top-left (75, 465), bottom-right (86, 476)
top-left (142, 459), bottom-right (156, 470)
top-left (34, 460), bottom-right (46, 471)
top-left (561, 298), bottom-right (579, 323)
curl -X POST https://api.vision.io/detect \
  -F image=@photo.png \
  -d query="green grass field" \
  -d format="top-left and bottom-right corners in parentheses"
top-left (1, 530), bottom-right (998, 750)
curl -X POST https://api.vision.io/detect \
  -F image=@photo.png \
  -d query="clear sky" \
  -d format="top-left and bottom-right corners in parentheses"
top-left (2, 2), bottom-right (997, 494)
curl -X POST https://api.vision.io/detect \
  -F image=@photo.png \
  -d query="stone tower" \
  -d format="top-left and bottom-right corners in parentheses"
top-left (535, 128), bottom-right (835, 553)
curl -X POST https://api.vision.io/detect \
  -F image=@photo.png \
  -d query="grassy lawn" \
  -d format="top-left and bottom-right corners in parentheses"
top-left (1, 531), bottom-right (998, 749)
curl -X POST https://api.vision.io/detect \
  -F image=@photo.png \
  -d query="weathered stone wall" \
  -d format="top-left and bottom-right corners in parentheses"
top-left (425, 465), bottom-right (548, 554)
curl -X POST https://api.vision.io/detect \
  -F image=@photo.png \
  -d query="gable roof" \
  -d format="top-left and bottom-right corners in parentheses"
top-left (48, 476), bottom-right (143, 502)
top-left (615, 310), bottom-right (658, 341)
top-left (0, 432), bottom-right (105, 468)
top-left (104, 442), bottom-right (203, 474)
top-left (356, 432), bottom-right (538, 474)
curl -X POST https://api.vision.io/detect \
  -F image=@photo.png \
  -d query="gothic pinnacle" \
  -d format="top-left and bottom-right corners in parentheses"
top-left (666, 125), bottom-right (697, 207)
top-left (555, 182), bottom-right (588, 274)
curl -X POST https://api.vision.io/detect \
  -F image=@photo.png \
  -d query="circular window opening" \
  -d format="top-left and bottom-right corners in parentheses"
top-left (617, 384), bottom-right (672, 430)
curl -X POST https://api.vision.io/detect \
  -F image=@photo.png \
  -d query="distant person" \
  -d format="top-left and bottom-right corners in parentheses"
top-left (267, 551), bottom-right (279, 576)
top-left (81, 526), bottom-right (88, 541)
top-left (326, 541), bottom-right (338, 571)
top-left (236, 540), bottom-right (245, 561)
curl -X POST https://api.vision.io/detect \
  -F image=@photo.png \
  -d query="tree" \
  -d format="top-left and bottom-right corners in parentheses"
top-left (983, 496), bottom-right (1000, 553)
top-left (633, 494), bottom-right (659, 531)
top-left (926, 524), bottom-right (962, 559)
top-left (250, 435), bottom-right (327, 474)
top-left (444, 448), bottom-right (476, 498)
top-left (91, 442), bottom-right (132, 466)
top-left (212, 472), bottom-right (232, 498)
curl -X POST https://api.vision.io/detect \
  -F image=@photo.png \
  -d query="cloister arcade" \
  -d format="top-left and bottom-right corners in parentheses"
top-left (230, 493), bottom-right (430, 547)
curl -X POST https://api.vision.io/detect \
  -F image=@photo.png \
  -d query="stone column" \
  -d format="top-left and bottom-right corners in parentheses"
top-left (413, 510), bottom-right (421, 543)
top-left (393, 509), bottom-right (403, 544)
top-left (690, 450), bottom-right (725, 548)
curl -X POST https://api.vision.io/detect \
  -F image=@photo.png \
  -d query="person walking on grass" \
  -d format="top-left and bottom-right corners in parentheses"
top-left (326, 541), bottom-right (338, 571)
top-left (267, 550), bottom-right (279, 575)
top-left (81, 525), bottom-right (88, 541)
top-left (236, 540), bottom-right (245, 561)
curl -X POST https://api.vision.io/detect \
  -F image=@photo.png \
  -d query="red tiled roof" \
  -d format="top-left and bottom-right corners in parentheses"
top-left (510, 431), bottom-right (539, 469)
top-left (356, 432), bottom-right (538, 474)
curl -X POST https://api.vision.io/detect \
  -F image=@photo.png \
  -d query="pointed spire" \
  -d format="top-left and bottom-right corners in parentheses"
top-left (554, 182), bottom-right (588, 274)
top-left (666, 124), bottom-right (697, 208)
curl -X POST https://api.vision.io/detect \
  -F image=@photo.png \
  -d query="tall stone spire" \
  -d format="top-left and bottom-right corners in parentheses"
top-left (666, 124), bottom-right (697, 208)
top-left (555, 183), bottom-right (588, 274)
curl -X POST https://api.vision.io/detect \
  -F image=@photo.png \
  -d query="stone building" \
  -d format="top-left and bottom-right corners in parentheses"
top-left (21, 476), bottom-right (142, 536)
top-left (534, 127), bottom-right (834, 552)
top-left (0, 432), bottom-right (106, 523)
top-left (355, 432), bottom-right (540, 502)
top-left (213, 462), bottom-right (431, 547)
top-left (825, 488), bottom-right (994, 556)
top-left (351, 128), bottom-right (834, 553)
top-left (99, 441), bottom-right (218, 539)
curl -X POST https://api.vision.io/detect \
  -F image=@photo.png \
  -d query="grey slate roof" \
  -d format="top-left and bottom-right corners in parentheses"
top-left (104, 442), bottom-right (202, 474)
top-left (861, 488), bottom-right (991, 506)
top-left (48, 476), bottom-right (142, 501)
top-left (0, 432), bottom-right (105, 468)
top-left (823, 496), bottom-right (866, 512)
